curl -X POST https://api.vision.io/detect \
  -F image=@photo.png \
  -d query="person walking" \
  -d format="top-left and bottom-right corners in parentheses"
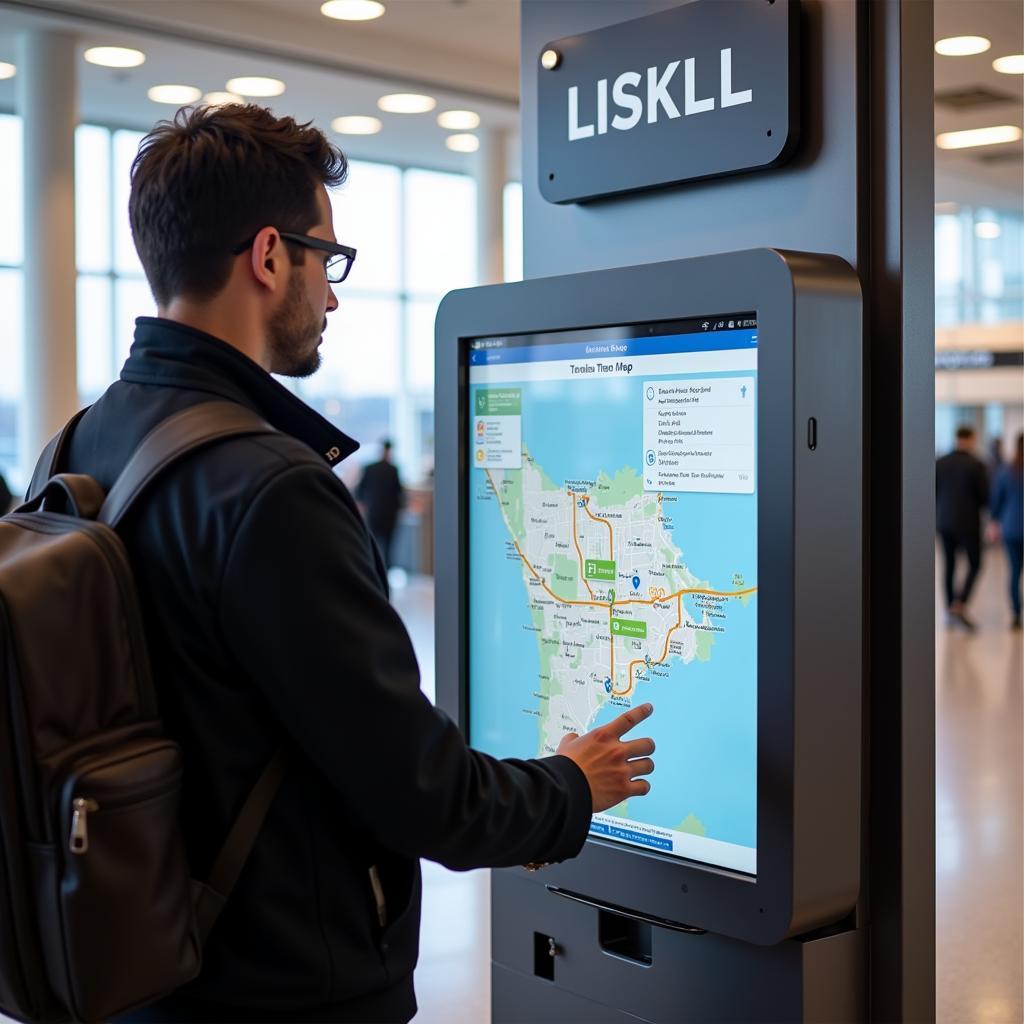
top-left (936, 425), bottom-right (989, 630)
top-left (356, 439), bottom-right (404, 568)
top-left (39, 104), bottom-right (654, 1023)
top-left (989, 432), bottom-right (1024, 630)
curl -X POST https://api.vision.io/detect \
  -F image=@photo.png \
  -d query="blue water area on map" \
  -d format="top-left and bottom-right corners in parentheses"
top-left (467, 371), bottom-right (758, 854)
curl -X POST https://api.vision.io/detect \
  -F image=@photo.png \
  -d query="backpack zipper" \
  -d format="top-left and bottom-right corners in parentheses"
top-left (69, 798), bottom-right (99, 854)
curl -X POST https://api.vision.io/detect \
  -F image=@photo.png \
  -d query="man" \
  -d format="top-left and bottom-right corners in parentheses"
top-left (357, 439), bottom-right (404, 567)
top-left (57, 105), bottom-right (654, 1023)
top-left (936, 425), bottom-right (989, 630)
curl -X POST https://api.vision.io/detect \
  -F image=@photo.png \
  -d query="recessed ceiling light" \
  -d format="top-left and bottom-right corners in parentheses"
top-left (446, 133), bottom-right (480, 153)
top-left (321, 0), bottom-right (385, 20)
top-left (935, 36), bottom-right (991, 57)
top-left (975, 221), bottom-right (1001, 239)
top-left (438, 109), bottom-right (480, 131)
top-left (992, 54), bottom-right (1024, 75)
top-left (203, 91), bottom-right (245, 107)
top-left (226, 76), bottom-right (286, 97)
top-left (378, 93), bottom-right (436, 114)
top-left (936, 125), bottom-right (1023, 149)
top-left (147, 84), bottom-right (203, 105)
top-left (332, 115), bottom-right (382, 135)
top-left (84, 46), bottom-right (146, 68)
top-left (0, 62), bottom-right (15, 80)
top-left (934, 202), bottom-right (959, 214)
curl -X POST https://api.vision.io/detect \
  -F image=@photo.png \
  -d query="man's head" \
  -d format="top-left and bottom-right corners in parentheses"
top-left (955, 425), bottom-right (976, 451)
top-left (129, 104), bottom-right (349, 376)
top-left (381, 439), bottom-right (393, 462)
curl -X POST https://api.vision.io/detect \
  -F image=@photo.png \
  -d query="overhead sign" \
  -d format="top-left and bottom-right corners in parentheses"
top-left (537, 0), bottom-right (800, 204)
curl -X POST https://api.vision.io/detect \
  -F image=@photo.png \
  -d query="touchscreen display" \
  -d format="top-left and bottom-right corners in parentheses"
top-left (466, 315), bottom-right (758, 874)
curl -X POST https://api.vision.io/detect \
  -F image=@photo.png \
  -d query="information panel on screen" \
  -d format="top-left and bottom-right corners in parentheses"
top-left (467, 315), bottom-right (759, 875)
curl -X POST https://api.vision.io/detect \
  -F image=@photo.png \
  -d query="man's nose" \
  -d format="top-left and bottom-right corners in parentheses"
top-left (326, 284), bottom-right (339, 313)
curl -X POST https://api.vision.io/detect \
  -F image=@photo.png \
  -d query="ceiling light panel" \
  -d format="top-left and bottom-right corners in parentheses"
top-left (936, 125), bottom-right (1023, 149)
top-left (974, 222), bottom-right (1001, 239)
top-left (378, 93), bottom-right (436, 114)
top-left (332, 115), bottom-right (382, 135)
top-left (0, 62), bottom-right (14, 80)
top-left (935, 36), bottom-right (991, 57)
top-left (446, 133), bottom-right (479, 153)
top-left (993, 54), bottom-right (1024, 75)
top-left (84, 46), bottom-right (146, 68)
top-left (147, 84), bottom-right (202, 105)
top-left (226, 76), bottom-right (286, 97)
top-left (203, 91), bottom-right (245, 107)
top-left (438, 109), bottom-right (481, 130)
top-left (321, 0), bottom-right (385, 20)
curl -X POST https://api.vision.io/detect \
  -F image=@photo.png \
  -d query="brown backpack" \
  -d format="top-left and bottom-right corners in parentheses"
top-left (0, 401), bottom-right (286, 1024)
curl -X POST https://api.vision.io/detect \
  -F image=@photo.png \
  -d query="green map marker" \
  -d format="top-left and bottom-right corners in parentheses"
top-left (584, 558), bottom-right (616, 581)
top-left (611, 617), bottom-right (648, 638)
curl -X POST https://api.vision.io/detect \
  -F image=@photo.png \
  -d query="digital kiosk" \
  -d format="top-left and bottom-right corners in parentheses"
top-left (435, 249), bottom-right (864, 1021)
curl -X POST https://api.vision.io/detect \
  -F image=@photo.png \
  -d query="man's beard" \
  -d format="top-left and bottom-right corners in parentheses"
top-left (267, 271), bottom-right (325, 378)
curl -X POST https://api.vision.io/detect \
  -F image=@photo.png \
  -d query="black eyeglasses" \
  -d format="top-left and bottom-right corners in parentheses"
top-left (232, 230), bottom-right (357, 284)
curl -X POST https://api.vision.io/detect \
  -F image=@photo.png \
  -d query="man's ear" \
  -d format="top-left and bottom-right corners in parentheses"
top-left (249, 226), bottom-right (284, 293)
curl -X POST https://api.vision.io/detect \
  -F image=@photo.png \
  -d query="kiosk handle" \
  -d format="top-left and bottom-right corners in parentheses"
top-left (546, 886), bottom-right (707, 935)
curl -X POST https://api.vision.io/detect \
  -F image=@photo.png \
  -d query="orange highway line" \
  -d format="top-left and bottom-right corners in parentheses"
top-left (570, 490), bottom-right (596, 599)
top-left (511, 540), bottom-right (608, 609)
top-left (582, 497), bottom-right (615, 560)
top-left (615, 593), bottom-right (683, 697)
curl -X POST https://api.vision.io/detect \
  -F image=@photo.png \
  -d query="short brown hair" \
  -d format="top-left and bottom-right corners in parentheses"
top-left (955, 425), bottom-right (975, 441)
top-left (129, 104), bottom-right (348, 306)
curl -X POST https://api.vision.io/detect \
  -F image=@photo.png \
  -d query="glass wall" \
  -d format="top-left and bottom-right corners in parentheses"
top-left (0, 115), bottom-right (482, 490)
top-left (935, 206), bottom-right (1024, 327)
top-left (0, 114), bottom-right (23, 485)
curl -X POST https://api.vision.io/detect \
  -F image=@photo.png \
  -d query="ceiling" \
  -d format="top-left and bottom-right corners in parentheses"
top-left (934, 0), bottom-right (1023, 208)
top-left (0, 0), bottom-right (1020, 206)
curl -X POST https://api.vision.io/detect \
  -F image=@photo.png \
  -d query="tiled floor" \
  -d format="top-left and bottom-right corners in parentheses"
top-left (398, 550), bottom-right (1024, 1024)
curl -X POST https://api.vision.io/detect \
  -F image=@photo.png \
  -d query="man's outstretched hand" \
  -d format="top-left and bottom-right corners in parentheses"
top-left (555, 703), bottom-right (655, 812)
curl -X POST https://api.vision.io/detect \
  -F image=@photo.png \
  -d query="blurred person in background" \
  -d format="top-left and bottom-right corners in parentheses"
top-left (989, 432), bottom-right (1024, 630)
top-left (936, 425), bottom-right (989, 631)
top-left (356, 439), bottom-right (404, 568)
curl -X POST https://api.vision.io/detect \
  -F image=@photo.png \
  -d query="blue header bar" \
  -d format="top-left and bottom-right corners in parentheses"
top-left (468, 329), bottom-right (758, 366)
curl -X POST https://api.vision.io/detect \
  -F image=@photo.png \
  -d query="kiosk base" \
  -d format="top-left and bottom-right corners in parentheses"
top-left (492, 874), bottom-right (866, 1024)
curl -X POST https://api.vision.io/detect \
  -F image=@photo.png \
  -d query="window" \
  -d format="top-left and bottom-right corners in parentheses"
top-left (0, 114), bottom-right (23, 488)
top-left (935, 206), bottom-right (1024, 327)
top-left (75, 126), bottom-right (154, 405)
top-left (294, 160), bottom-right (477, 488)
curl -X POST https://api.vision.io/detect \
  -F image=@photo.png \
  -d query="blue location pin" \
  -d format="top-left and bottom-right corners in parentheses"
top-left (632, 576), bottom-right (641, 590)
top-left (604, 678), bottom-right (612, 693)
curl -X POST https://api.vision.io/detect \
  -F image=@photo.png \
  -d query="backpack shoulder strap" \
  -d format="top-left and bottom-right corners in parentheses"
top-left (192, 747), bottom-right (289, 944)
top-left (99, 400), bottom-right (275, 529)
top-left (26, 406), bottom-right (91, 501)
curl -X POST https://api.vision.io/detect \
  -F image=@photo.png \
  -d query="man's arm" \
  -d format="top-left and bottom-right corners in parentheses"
top-left (220, 463), bottom-right (593, 870)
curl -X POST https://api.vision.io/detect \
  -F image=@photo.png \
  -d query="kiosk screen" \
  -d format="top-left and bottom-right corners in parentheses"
top-left (467, 315), bottom-right (758, 874)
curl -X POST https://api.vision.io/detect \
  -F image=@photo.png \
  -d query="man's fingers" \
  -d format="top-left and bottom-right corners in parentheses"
top-left (562, 732), bottom-right (579, 743)
top-left (627, 757), bottom-right (655, 777)
top-left (628, 779), bottom-right (652, 797)
top-left (605, 703), bottom-right (654, 739)
top-left (623, 737), bottom-right (655, 758)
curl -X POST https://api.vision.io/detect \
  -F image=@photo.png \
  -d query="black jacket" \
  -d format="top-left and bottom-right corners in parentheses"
top-left (936, 449), bottom-right (989, 537)
top-left (63, 318), bottom-right (590, 1022)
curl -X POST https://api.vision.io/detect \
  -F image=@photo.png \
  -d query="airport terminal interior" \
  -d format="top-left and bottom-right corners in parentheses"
top-left (0, 0), bottom-right (1021, 1022)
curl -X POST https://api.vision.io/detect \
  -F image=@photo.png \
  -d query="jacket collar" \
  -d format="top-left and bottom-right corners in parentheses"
top-left (121, 317), bottom-right (359, 467)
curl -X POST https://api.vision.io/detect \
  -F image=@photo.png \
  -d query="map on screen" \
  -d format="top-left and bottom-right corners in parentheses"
top-left (467, 317), bottom-right (759, 874)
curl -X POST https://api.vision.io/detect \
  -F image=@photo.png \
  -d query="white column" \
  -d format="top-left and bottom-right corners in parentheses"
top-left (16, 30), bottom-right (78, 478)
top-left (473, 127), bottom-right (508, 285)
